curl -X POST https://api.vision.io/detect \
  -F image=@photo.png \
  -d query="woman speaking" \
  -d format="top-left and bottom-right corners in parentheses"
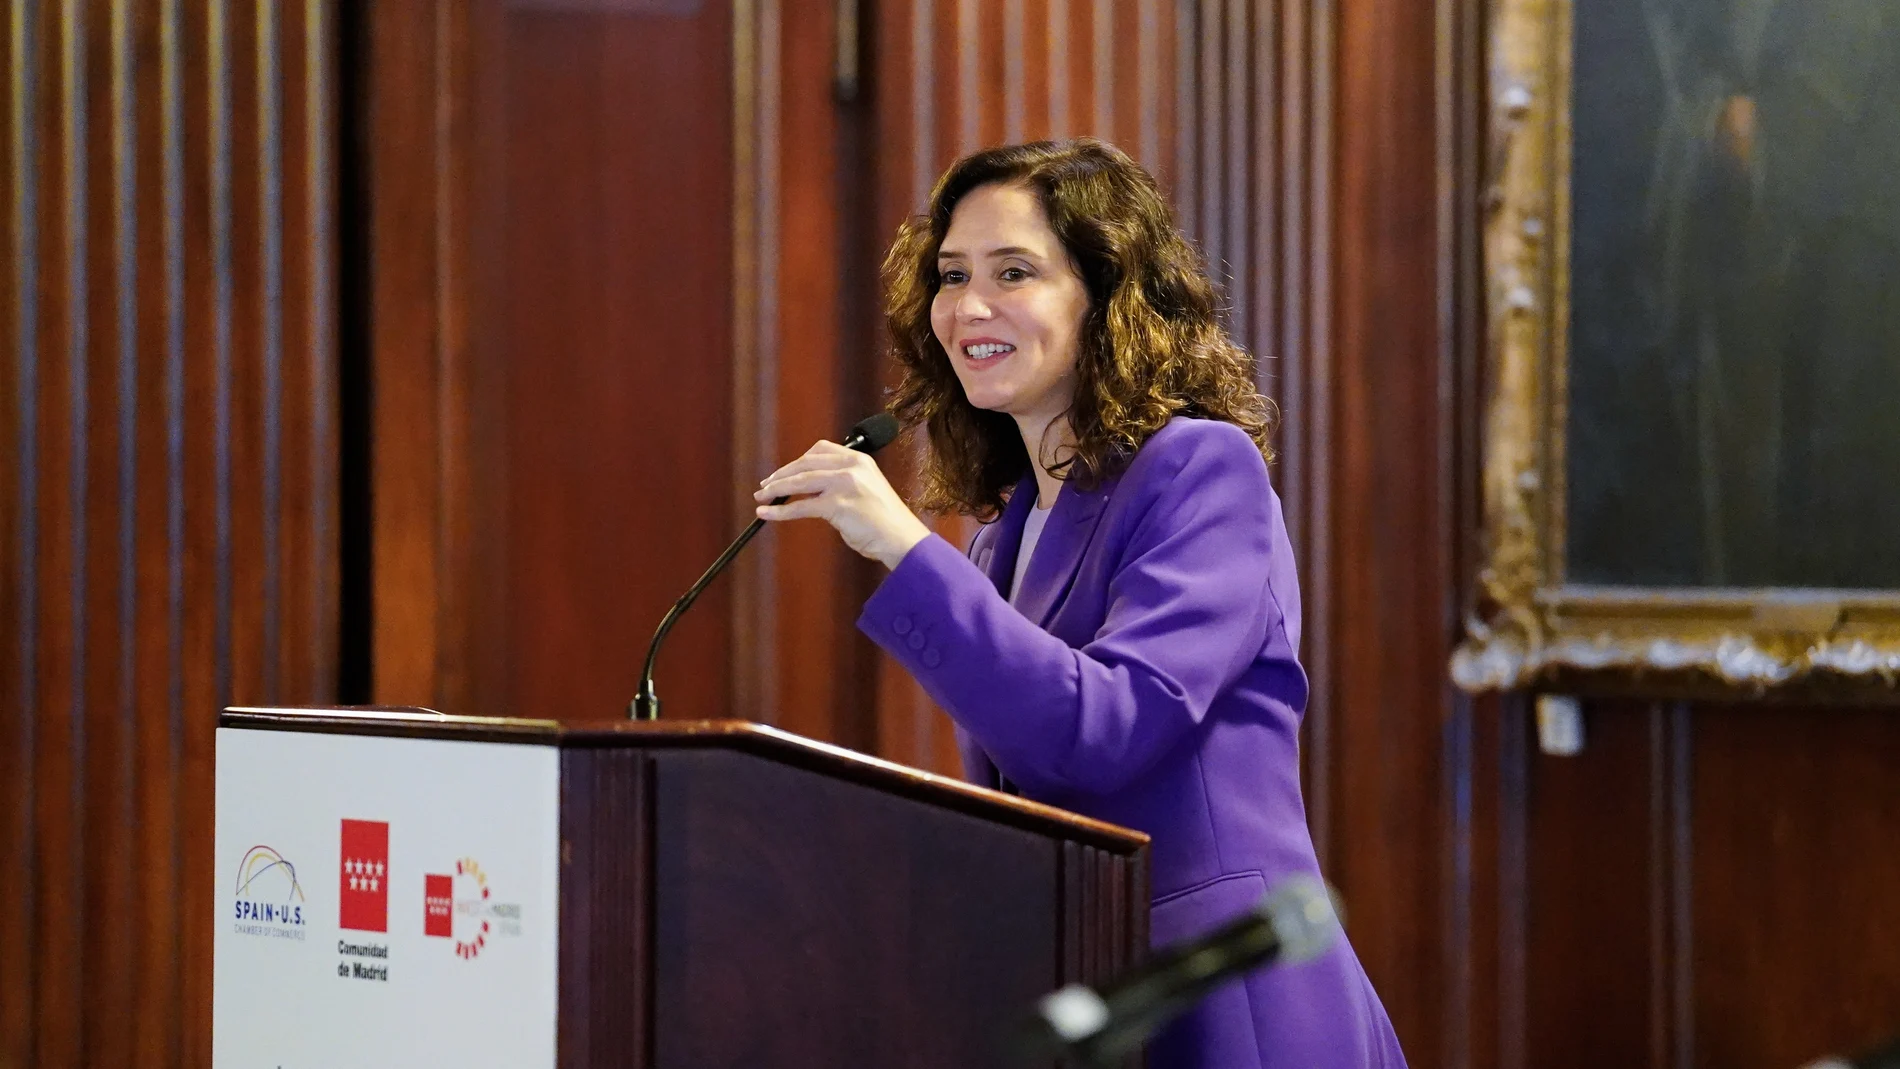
top-left (753, 139), bottom-right (1406, 1069)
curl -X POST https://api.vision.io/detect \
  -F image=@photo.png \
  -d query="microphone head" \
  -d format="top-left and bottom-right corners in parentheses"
top-left (845, 412), bottom-right (902, 454)
top-left (1258, 875), bottom-right (1340, 965)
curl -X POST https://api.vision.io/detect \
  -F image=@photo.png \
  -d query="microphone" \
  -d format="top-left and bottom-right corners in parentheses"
top-left (1019, 875), bottom-right (1340, 1067)
top-left (628, 412), bottom-right (902, 721)
top-left (1802, 1037), bottom-right (1900, 1069)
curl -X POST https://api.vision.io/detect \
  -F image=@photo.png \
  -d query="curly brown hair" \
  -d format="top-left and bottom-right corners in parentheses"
top-left (883, 137), bottom-right (1275, 519)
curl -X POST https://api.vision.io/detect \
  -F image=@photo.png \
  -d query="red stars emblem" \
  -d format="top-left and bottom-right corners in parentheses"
top-left (423, 873), bottom-right (453, 938)
top-left (339, 819), bottom-right (389, 932)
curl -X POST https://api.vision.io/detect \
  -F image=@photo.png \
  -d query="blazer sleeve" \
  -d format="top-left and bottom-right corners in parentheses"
top-left (858, 424), bottom-right (1283, 796)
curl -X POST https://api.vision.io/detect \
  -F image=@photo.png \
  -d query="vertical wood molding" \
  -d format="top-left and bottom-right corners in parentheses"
top-left (770, 0), bottom-right (888, 745)
top-left (227, 0), bottom-right (262, 711)
top-left (911, 0), bottom-right (935, 209)
top-left (1275, 0), bottom-right (1324, 847)
top-left (1046, 0), bottom-right (1067, 137)
top-left (1646, 701), bottom-right (1697, 1069)
top-left (1138, 0), bottom-right (1160, 168)
top-left (278, 0), bottom-right (340, 704)
top-left (1329, 0), bottom-right (1450, 1053)
top-left (732, 0), bottom-right (760, 718)
top-left (1091, 0), bottom-right (1113, 135)
top-left (209, 0), bottom-right (234, 713)
top-left (150, 2), bottom-right (188, 1063)
top-left (730, 0), bottom-right (780, 724)
top-left (1003, 0), bottom-right (1025, 142)
top-left (91, 2), bottom-right (136, 1061)
top-left (107, 0), bottom-right (131, 739)
top-left (258, 0), bottom-right (284, 701)
top-left (2, 3), bottom-right (41, 1067)
top-left (311, 0), bottom-right (338, 701)
top-left (49, 7), bottom-right (91, 1063)
top-left (364, 0), bottom-right (488, 713)
top-left (430, 0), bottom-right (471, 712)
top-left (1195, 0), bottom-right (1219, 270)
top-left (1247, 0), bottom-right (1273, 374)
top-left (869, 0), bottom-right (949, 772)
top-left (1440, 691), bottom-right (1475, 1069)
top-left (367, 0), bottom-right (439, 706)
top-left (1172, 0), bottom-right (1194, 231)
top-left (957, 0), bottom-right (979, 153)
top-left (1220, 0), bottom-right (1244, 337)
top-left (1670, 702), bottom-right (1695, 1069)
top-left (1440, 0), bottom-right (1483, 623)
top-left (0, 4), bottom-right (338, 1063)
top-left (1648, 703), bottom-right (1669, 1068)
top-left (1497, 695), bottom-right (1529, 1069)
top-left (1432, 0), bottom-right (1484, 1062)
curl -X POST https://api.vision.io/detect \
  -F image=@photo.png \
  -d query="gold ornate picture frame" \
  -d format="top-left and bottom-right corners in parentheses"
top-left (1452, 0), bottom-right (1900, 694)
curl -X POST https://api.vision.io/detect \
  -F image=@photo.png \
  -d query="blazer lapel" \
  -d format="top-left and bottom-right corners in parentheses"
top-left (961, 477), bottom-right (1036, 794)
top-left (1013, 477), bottom-right (1113, 628)
top-left (974, 473), bottom-right (1038, 596)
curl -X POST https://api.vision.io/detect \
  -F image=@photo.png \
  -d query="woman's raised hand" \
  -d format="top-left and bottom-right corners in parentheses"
top-left (754, 441), bottom-right (933, 569)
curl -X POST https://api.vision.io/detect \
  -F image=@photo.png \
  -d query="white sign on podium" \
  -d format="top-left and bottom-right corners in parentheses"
top-left (214, 724), bottom-right (561, 1068)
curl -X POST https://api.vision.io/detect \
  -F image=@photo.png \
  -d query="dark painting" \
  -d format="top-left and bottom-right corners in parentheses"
top-left (1567, 0), bottom-right (1900, 590)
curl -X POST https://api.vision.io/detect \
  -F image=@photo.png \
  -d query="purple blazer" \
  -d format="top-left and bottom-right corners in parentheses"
top-left (858, 418), bottom-right (1406, 1069)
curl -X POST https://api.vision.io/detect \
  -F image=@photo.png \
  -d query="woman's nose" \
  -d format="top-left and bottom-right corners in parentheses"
top-left (956, 289), bottom-right (993, 321)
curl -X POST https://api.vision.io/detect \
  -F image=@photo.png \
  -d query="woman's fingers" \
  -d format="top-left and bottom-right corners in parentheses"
top-left (749, 438), bottom-right (930, 569)
top-left (753, 496), bottom-right (829, 522)
top-left (758, 441), bottom-right (860, 488)
top-left (753, 468), bottom-right (854, 503)
top-left (759, 450), bottom-right (876, 498)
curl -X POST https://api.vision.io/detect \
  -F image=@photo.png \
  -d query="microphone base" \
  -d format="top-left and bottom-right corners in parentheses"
top-left (630, 687), bottom-right (661, 721)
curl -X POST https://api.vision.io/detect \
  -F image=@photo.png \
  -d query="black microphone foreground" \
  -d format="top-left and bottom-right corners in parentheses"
top-left (628, 412), bottom-right (902, 721)
top-left (1801, 1036), bottom-right (1900, 1069)
top-left (1017, 874), bottom-right (1339, 1067)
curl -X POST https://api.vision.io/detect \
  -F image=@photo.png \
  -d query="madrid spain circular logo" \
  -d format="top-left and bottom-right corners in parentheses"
top-left (451, 857), bottom-right (491, 959)
top-left (425, 855), bottom-right (520, 959)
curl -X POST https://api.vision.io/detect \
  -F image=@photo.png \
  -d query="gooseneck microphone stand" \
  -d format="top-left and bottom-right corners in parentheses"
top-left (628, 513), bottom-right (772, 721)
top-left (629, 413), bottom-right (900, 720)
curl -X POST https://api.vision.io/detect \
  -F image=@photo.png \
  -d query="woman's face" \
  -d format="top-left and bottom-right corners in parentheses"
top-left (930, 183), bottom-right (1091, 433)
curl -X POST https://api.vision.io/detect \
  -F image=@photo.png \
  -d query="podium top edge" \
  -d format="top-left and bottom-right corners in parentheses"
top-left (223, 705), bottom-right (560, 734)
top-left (218, 706), bottom-right (1149, 853)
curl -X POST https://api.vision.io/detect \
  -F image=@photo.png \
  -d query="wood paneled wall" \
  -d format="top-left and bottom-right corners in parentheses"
top-left (1320, 0), bottom-right (1900, 1066)
top-left (0, 3), bottom-right (338, 1067)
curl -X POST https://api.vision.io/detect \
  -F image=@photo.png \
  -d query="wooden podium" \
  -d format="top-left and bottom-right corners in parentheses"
top-left (213, 707), bottom-right (1149, 1069)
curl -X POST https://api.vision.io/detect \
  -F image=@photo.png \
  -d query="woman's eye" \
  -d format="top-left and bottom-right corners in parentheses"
top-left (1000, 267), bottom-right (1030, 282)
top-left (940, 268), bottom-right (969, 285)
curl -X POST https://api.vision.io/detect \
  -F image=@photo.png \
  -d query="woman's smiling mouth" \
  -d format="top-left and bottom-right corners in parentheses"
top-left (960, 339), bottom-right (1017, 364)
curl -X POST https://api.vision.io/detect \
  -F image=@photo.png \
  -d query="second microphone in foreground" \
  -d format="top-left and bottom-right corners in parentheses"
top-left (1018, 875), bottom-right (1341, 1067)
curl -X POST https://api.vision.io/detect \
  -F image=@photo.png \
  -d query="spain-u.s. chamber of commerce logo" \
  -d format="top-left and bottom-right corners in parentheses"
top-left (232, 845), bottom-right (307, 941)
